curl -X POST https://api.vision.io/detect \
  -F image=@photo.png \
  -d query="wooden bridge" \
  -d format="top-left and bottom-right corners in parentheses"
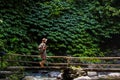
top-left (1, 54), bottom-right (120, 75)
top-left (0, 54), bottom-right (120, 72)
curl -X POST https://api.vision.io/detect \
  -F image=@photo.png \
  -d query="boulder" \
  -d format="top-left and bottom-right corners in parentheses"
top-left (62, 67), bottom-right (86, 80)
top-left (74, 76), bottom-right (91, 80)
top-left (87, 71), bottom-right (97, 77)
top-left (22, 76), bottom-right (37, 80)
top-left (108, 72), bottom-right (120, 77)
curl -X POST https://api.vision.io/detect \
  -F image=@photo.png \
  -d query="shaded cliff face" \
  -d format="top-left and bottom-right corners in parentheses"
top-left (100, 34), bottom-right (120, 57)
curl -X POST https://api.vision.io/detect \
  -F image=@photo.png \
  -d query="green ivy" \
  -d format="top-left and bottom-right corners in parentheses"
top-left (0, 0), bottom-right (120, 57)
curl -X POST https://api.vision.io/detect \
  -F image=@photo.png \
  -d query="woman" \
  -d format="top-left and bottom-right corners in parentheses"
top-left (38, 38), bottom-right (47, 67)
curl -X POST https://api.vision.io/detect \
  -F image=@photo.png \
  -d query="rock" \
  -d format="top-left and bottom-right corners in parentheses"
top-left (76, 68), bottom-right (86, 76)
top-left (62, 68), bottom-right (74, 80)
top-left (90, 76), bottom-right (99, 80)
top-left (98, 72), bottom-right (120, 79)
top-left (62, 67), bottom-right (87, 80)
top-left (57, 73), bottom-right (63, 80)
top-left (87, 71), bottom-right (97, 77)
top-left (108, 72), bottom-right (120, 77)
top-left (98, 74), bottom-right (108, 79)
top-left (48, 71), bottom-right (60, 77)
top-left (73, 76), bottom-right (91, 80)
top-left (22, 76), bottom-right (37, 80)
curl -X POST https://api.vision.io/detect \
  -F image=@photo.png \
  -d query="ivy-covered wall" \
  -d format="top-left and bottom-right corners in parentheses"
top-left (0, 0), bottom-right (120, 57)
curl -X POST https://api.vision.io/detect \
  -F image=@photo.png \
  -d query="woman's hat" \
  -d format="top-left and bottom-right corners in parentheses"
top-left (42, 38), bottom-right (47, 42)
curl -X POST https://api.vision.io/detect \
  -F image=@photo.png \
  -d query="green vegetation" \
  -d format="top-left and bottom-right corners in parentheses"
top-left (0, 0), bottom-right (120, 58)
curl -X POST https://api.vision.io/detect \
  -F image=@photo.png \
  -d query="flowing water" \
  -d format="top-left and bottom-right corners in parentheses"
top-left (23, 70), bottom-right (61, 80)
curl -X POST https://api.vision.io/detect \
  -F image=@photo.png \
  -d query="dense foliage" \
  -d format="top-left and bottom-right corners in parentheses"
top-left (0, 0), bottom-right (120, 57)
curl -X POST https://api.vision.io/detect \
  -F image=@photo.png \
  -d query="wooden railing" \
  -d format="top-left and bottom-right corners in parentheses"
top-left (3, 54), bottom-right (120, 72)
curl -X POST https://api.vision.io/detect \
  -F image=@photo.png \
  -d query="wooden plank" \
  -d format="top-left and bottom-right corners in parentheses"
top-left (5, 60), bottom-right (120, 67)
top-left (0, 71), bottom-right (12, 74)
top-left (8, 54), bottom-right (67, 58)
top-left (7, 66), bottom-right (67, 70)
top-left (0, 71), bottom-right (20, 74)
top-left (7, 66), bottom-right (120, 72)
top-left (82, 68), bottom-right (120, 72)
top-left (48, 63), bottom-right (120, 67)
top-left (7, 54), bottom-right (120, 60)
top-left (6, 60), bottom-right (39, 64)
top-left (68, 57), bottom-right (120, 60)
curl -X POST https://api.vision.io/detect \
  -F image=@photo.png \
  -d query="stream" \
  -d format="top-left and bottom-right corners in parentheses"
top-left (22, 70), bottom-right (61, 80)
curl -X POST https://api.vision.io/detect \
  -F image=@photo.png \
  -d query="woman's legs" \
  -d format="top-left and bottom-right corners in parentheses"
top-left (40, 52), bottom-right (46, 67)
top-left (40, 59), bottom-right (46, 67)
